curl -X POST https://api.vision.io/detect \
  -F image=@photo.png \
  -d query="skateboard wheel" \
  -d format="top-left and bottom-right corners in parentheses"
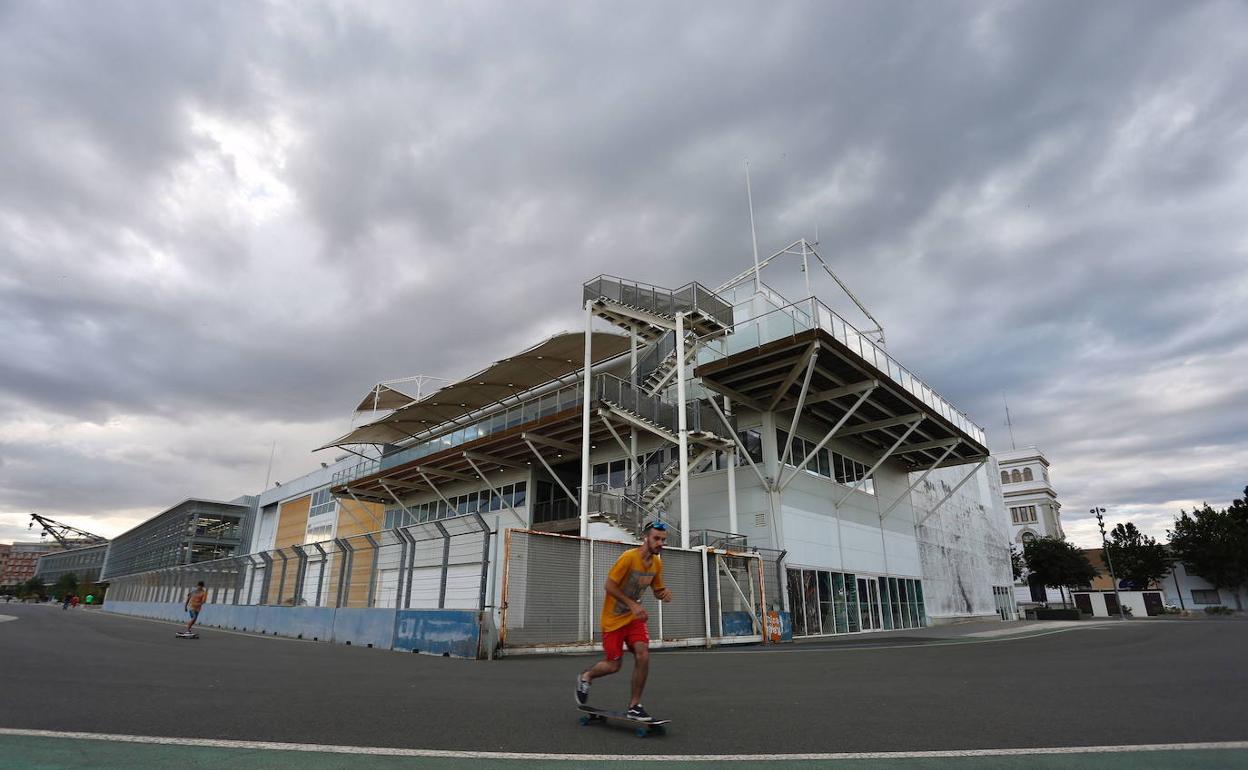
top-left (579, 716), bottom-right (590, 726)
top-left (635, 727), bottom-right (648, 737)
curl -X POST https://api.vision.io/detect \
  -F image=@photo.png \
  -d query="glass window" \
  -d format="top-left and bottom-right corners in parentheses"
top-left (513, 481), bottom-right (527, 507)
top-left (833, 574), bottom-right (853, 633)
top-left (609, 460), bottom-right (626, 489)
top-left (844, 574), bottom-right (860, 633)
top-left (786, 569), bottom-right (806, 637)
top-left (879, 577), bottom-right (893, 630)
top-left (803, 570), bottom-right (820, 636)
top-left (816, 448), bottom-right (831, 478)
top-left (740, 429), bottom-right (763, 464)
top-left (309, 488), bottom-right (337, 518)
top-left (593, 463), bottom-right (608, 488)
top-left (868, 579), bottom-right (882, 630)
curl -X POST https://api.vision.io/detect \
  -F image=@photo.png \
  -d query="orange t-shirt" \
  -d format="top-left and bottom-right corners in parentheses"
top-left (187, 588), bottom-right (207, 611)
top-left (601, 548), bottom-right (664, 633)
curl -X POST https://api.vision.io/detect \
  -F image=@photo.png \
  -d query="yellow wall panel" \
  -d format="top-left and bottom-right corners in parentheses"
top-left (274, 496), bottom-right (311, 550)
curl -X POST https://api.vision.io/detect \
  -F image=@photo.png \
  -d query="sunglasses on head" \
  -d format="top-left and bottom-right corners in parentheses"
top-left (643, 521), bottom-right (668, 533)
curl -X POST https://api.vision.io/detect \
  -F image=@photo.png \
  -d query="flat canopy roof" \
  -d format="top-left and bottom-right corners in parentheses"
top-left (321, 331), bottom-right (632, 450)
top-left (695, 327), bottom-right (989, 470)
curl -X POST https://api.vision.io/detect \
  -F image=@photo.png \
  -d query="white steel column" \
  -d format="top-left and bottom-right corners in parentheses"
top-left (701, 547), bottom-right (712, 646)
top-left (726, 397), bottom-right (738, 535)
top-left (581, 301), bottom-right (593, 537)
top-left (630, 330), bottom-right (638, 492)
top-left (676, 311), bottom-right (691, 548)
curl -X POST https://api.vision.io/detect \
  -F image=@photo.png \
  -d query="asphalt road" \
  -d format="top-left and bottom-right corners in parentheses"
top-left (1, 604), bottom-right (1245, 759)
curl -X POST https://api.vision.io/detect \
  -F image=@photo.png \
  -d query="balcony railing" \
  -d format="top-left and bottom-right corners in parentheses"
top-left (330, 374), bottom-right (734, 487)
top-left (584, 275), bottom-right (734, 328)
top-left (696, 296), bottom-right (986, 447)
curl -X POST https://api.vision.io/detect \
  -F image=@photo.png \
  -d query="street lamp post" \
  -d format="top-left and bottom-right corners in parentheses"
top-left (1092, 507), bottom-right (1126, 620)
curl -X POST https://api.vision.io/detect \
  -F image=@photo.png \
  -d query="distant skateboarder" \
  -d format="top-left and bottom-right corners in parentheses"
top-left (575, 521), bottom-right (672, 722)
top-left (183, 582), bottom-right (207, 636)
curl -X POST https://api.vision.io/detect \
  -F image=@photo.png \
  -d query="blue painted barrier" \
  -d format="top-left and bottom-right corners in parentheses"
top-left (393, 610), bottom-right (483, 658)
top-left (332, 609), bottom-right (396, 649)
top-left (105, 602), bottom-right (488, 657)
top-left (720, 611), bottom-right (757, 636)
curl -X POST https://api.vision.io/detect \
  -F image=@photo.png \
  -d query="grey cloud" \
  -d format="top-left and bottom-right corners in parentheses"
top-left (1, 1), bottom-right (1246, 544)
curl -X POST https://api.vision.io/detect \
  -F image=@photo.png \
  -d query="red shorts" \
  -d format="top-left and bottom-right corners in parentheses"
top-left (602, 618), bottom-right (650, 660)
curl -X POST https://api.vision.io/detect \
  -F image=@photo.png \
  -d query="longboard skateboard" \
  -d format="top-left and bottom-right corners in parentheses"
top-left (175, 632), bottom-right (199, 639)
top-left (577, 705), bottom-right (670, 737)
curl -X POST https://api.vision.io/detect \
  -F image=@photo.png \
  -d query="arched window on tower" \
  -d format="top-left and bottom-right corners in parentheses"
top-left (1023, 467), bottom-right (1034, 481)
top-left (1011, 469), bottom-right (1023, 483)
top-left (1020, 531), bottom-right (1036, 543)
top-left (1001, 471), bottom-right (1011, 485)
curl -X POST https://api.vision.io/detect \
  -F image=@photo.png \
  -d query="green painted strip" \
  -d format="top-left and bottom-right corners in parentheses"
top-left (1, 735), bottom-right (1247, 770)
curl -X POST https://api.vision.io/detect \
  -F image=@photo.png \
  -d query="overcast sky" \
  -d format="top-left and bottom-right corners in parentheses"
top-left (2, 1), bottom-right (1245, 549)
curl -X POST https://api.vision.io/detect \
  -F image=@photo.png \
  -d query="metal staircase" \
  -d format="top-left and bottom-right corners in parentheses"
top-left (638, 449), bottom-right (715, 510)
top-left (578, 275), bottom-right (737, 542)
top-left (583, 275), bottom-right (734, 340)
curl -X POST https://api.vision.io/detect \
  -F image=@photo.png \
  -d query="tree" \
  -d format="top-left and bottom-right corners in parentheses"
top-left (1169, 486), bottom-right (1248, 610)
top-left (1010, 545), bottom-right (1024, 582)
top-left (1024, 537), bottom-right (1099, 607)
top-left (1104, 523), bottom-right (1172, 589)
top-left (54, 572), bottom-right (79, 598)
top-left (18, 577), bottom-right (46, 601)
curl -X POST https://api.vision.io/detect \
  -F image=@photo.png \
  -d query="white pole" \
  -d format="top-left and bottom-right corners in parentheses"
top-left (701, 547), bottom-right (713, 647)
top-left (726, 397), bottom-right (738, 536)
top-left (581, 302), bottom-right (593, 537)
top-left (630, 331), bottom-right (638, 492)
top-left (801, 239), bottom-right (812, 298)
top-left (746, 161), bottom-right (761, 295)
top-left (676, 312), bottom-right (691, 549)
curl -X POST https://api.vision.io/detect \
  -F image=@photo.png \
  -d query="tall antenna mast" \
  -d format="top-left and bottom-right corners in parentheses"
top-left (264, 440), bottom-right (277, 489)
top-left (745, 160), bottom-right (761, 294)
top-left (1003, 394), bottom-right (1017, 450)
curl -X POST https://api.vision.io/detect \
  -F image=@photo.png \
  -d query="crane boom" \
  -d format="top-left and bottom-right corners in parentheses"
top-left (27, 513), bottom-right (108, 548)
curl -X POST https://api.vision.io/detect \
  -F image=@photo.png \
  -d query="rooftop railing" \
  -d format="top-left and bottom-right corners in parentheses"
top-left (697, 296), bottom-right (986, 447)
top-left (583, 275), bottom-right (734, 328)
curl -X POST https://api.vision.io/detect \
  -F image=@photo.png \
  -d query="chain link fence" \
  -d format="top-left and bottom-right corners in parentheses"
top-left (499, 529), bottom-right (766, 654)
top-left (106, 515), bottom-right (492, 612)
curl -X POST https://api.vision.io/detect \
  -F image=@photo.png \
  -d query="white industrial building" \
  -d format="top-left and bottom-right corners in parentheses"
top-left (317, 240), bottom-right (1015, 637)
top-left (105, 240), bottom-right (1019, 651)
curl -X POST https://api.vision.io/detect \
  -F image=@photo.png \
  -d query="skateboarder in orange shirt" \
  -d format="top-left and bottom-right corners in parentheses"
top-left (575, 521), bottom-right (672, 721)
top-left (183, 582), bottom-right (207, 635)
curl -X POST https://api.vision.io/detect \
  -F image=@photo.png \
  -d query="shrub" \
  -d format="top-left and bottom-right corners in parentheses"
top-left (1203, 605), bottom-right (1234, 616)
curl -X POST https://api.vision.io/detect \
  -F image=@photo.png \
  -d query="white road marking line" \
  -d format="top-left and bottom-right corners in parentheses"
top-left (0, 615), bottom-right (16, 623)
top-left (1, 728), bottom-right (1245, 761)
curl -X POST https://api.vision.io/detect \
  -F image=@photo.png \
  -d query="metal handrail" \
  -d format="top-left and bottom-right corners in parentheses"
top-left (583, 275), bottom-right (734, 328)
top-left (696, 295), bottom-right (986, 446)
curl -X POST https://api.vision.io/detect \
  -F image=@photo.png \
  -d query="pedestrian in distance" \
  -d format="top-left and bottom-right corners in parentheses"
top-left (575, 521), bottom-right (672, 722)
top-left (70, 594), bottom-right (79, 608)
top-left (62, 594), bottom-right (71, 610)
top-left (183, 582), bottom-right (207, 636)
